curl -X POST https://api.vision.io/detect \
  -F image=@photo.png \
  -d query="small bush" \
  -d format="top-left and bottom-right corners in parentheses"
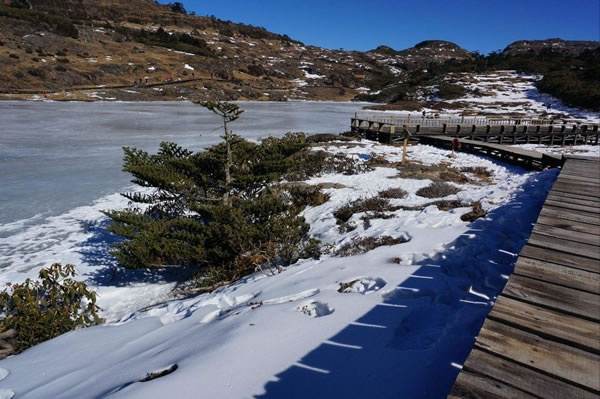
top-left (378, 187), bottom-right (407, 199)
top-left (430, 199), bottom-right (463, 211)
top-left (0, 264), bottom-right (102, 354)
top-left (27, 68), bottom-right (46, 77)
top-left (286, 184), bottom-right (330, 207)
top-left (461, 166), bottom-right (492, 180)
top-left (246, 64), bottom-right (265, 77)
top-left (335, 235), bottom-right (410, 257)
top-left (437, 82), bottom-right (466, 100)
top-left (366, 153), bottom-right (393, 166)
top-left (334, 197), bottom-right (393, 224)
top-left (286, 150), bottom-right (369, 180)
top-left (461, 202), bottom-right (487, 222)
top-left (300, 237), bottom-right (322, 260)
top-left (439, 170), bottom-right (469, 184)
top-left (416, 182), bottom-right (460, 198)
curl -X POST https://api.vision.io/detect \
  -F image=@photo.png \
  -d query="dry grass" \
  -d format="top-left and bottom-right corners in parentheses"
top-left (416, 182), bottom-right (461, 198)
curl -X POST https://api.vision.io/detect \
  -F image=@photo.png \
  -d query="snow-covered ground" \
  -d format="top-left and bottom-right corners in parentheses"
top-left (0, 71), bottom-right (598, 398)
top-left (0, 139), bottom-right (563, 398)
top-left (394, 71), bottom-right (599, 124)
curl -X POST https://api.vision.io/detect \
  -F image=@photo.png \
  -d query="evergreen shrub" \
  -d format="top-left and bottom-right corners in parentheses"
top-left (0, 263), bottom-right (101, 354)
top-left (103, 105), bottom-right (327, 287)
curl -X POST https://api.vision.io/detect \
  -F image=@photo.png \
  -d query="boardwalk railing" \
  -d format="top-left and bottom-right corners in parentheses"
top-left (353, 113), bottom-right (557, 128)
top-left (351, 114), bottom-right (600, 146)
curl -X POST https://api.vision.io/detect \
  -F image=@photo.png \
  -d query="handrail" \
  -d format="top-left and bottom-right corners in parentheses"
top-left (352, 113), bottom-right (560, 127)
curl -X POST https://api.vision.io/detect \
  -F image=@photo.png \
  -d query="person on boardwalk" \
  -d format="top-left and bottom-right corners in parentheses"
top-left (452, 137), bottom-right (461, 156)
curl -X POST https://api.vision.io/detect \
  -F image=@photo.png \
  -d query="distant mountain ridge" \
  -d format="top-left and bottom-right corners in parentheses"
top-left (503, 38), bottom-right (600, 56)
top-left (0, 0), bottom-right (598, 103)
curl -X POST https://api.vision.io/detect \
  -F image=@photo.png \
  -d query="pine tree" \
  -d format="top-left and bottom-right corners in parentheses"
top-left (195, 101), bottom-right (244, 205)
top-left (102, 104), bottom-right (315, 285)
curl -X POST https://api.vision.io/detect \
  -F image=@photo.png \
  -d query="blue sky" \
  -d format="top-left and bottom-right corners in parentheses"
top-left (166, 0), bottom-right (599, 55)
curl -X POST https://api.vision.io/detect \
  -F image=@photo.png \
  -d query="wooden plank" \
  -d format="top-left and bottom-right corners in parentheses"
top-left (519, 244), bottom-right (599, 273)
top-left (551, 184), bottom-right (600, 198)
top-left (559, 161), bottom-right (600, 174)
top-left (489, 296), bottom-right (600, 352)
top-left (558, 173), bottom-right (600, 182)
top-left (563, 167), bottom-right (599, 175)
top-left (532, 223), bottom-right (600, 245)
top-left (474, 319), bottom-right (600, 392)
top-left (536, 213), bottom-right (600, 235)
top-left (502, 274), bottom-right (600, 321)
top-left (539, 206), bottom-right (600, 226)
top-left (546, 189), bottom-right (600, 204)
top-left (527, 232), bottom-right (600, 260)
top-left (551, 181), bottom-right (600, 197)
top-left (450, 367), bottom-right (538, 399)
top-left (557, 172), bottom-right (600, 183)
top-left (454, 348), bottom-right (598, 399)
top-left (514, 255), bottom-right (600, 293)
top-left (546, 192), bottom-right (600, 207)
top-left (557, 169), bottom-right (600, 180)
top-left (564, 155), bottom-right (600, 162)
top-left (543, 198), bottom-right (600, 214)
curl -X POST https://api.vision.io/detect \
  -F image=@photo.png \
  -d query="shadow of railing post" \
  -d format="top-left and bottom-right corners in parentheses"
top-left (255, 168), bottom-right (559, 399)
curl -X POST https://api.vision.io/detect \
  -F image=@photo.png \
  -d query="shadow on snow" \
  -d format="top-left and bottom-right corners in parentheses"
top-left (255, 168), bottom-right (559, 399)
top-left (77, 218), bottom-right (196, 287)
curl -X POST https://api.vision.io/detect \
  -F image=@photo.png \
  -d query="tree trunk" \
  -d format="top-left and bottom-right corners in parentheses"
top-left (223, 119), bottom-right (232, 205)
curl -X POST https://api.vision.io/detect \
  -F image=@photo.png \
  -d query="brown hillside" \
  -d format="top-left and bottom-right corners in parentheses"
top-left (0, 1), bottom-right (496, 102)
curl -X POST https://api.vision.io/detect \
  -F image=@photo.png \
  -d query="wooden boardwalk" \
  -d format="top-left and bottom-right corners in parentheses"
top-left (418, 136), bottom-right (564, 170)
top-left (449, 156), bottom-right (600, 398)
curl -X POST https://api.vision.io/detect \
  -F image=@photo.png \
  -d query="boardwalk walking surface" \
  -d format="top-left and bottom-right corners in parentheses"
top-left (449, 156), bottom-right (600, 398)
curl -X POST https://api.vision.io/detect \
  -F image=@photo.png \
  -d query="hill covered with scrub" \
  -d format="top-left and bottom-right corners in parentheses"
top-left (0, 0), bottom-right (599, 110)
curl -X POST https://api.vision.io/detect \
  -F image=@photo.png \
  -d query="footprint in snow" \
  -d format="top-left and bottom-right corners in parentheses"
top-left (0, 369), bottom-right (8, 381)
top-left (337, 277), bottom-right (386, 294)
top-left (297, 300), bottom-right (334, 318)
top-left (0, 389), bottom-right (15, 399)
top-left (388, 304), bottom-right (452, 351)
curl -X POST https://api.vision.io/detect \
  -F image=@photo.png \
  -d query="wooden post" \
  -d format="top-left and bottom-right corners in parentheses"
top-left (402, 125), bottom-right (409, 164)
top-left (580, 125), bottom-right (587, 145)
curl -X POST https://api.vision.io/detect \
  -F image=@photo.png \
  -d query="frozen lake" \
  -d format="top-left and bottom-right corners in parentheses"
top-left (0, 100), bottom-right (369, 226)
top-left (0, 100), bottom-right (369, 274)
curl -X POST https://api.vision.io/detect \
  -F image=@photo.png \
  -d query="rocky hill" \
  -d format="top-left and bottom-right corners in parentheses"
top-left (0, 1), bottom-right (597, 103)
top-left (502, 38), bottom-right (600, 56)
top-left (0, 0), bottom-right (476, 101)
